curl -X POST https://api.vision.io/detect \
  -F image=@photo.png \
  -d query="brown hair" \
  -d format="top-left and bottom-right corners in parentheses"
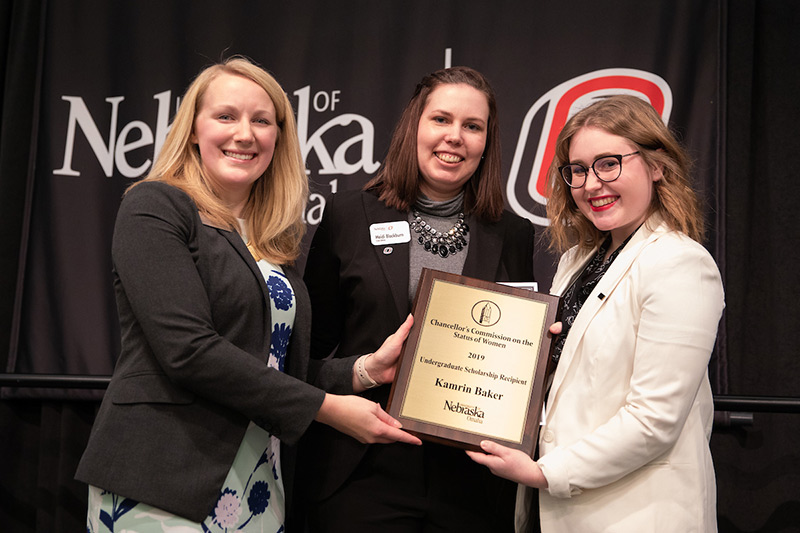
top-left (134, 56), bottom-right (307, 265)
top-left (363, 66), bottom-right (504, 222)
top-left (545, 95), bottom-right (704, 253)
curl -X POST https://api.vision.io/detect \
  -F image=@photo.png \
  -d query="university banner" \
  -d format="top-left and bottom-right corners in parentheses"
top-left (5, 0), bottom-right (721, 398)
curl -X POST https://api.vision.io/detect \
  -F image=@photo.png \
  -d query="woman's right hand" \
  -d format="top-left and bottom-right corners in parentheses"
top-left (351, 314), bottom-right (414, 392)
top-left (315, 393), bottom-right (422, 445)
top-left (549, 321), bottom-right (563, 336)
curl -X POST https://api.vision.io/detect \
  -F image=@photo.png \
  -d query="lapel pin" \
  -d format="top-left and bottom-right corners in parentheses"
top-left (383, 247), bottom-right (393, 255)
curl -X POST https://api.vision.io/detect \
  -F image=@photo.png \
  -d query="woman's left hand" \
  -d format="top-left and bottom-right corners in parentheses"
top-left (466, 440), bottom-right (549, 489)
top-left (315, 393), bottom-right (422, 445)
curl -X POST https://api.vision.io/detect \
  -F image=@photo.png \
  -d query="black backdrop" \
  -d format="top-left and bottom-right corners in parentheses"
top-left (0, 1), bottom-right (798, 531)
top-left (6, 0), bottom-right (721, 391)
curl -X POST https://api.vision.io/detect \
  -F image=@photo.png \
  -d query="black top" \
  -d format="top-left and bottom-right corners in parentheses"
top-left (552, 231), bottom-right (638, 365)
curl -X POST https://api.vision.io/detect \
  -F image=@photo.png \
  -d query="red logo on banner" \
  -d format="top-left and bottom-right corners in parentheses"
top-left (506, 68), bottom-right (672, 226)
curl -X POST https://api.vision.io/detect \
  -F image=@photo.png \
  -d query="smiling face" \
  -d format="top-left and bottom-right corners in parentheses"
top-left (416, 83), bottom-right (489, 201)
top-left (191, 72), bottom-right (278, 215)
top-left (569, 126), bottom-right (660, 250)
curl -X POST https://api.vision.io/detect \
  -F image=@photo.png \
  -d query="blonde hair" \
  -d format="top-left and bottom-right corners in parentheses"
top-left (546, 95), bottom-right (704, 254)
top-left (136, 56), bottom-right (307, 265)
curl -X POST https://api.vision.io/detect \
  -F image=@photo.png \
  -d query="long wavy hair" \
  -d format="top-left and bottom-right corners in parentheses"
top-left (546, 95), bottom-right (704, 253)
top-left (133, 56), bottom-right (308, 265)
top-left (363, 66), bottom-right (504, 222)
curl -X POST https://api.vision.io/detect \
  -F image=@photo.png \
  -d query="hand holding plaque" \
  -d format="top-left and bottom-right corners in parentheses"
top-left (387, 268), bottom-right (560, 455)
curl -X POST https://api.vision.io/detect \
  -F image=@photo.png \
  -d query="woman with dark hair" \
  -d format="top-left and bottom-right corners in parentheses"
top-left (300, 66), bottom-right (535, 531)
top-left (76, 57), bottom-right (420, 532)
top-left (467, 95), bottom-right (724, 532)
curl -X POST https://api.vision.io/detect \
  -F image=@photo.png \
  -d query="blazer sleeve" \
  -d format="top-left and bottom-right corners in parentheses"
top-left (538, 237), bottom-right (725, 497)
top-left (112, 182), bottom-right (325, 444)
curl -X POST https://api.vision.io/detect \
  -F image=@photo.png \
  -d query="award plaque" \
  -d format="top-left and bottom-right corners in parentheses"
top-left (387, 268), bottom-right (560, 456)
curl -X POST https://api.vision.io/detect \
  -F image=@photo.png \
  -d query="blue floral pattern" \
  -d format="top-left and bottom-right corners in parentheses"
top-left (266, 273), bottom-right (293, 311)
top-left (271, 323), bottom-right (291, 372)
top-left (247, 481), bottom-right (270, 516)
top-left (87, 258), bottom-right (295, 533)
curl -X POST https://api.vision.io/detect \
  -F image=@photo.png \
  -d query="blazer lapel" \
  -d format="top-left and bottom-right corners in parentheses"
top-left (360, 195), bottom-right (411, 321)
top-left (199, 213), bottom-right (272, 309)
top-left (546, 220), bottom-right (667, 416)
top-left (462, 214), bottom-right (503, 280)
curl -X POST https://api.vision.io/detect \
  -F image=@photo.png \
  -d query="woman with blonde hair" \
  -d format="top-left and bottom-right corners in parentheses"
top-left (77, 56), bottom-right (419, 532)
top-left (468, 95), bottom-right (724, 532)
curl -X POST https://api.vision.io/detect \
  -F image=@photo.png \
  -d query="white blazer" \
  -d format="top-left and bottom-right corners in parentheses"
top-left (518, 216), bottom-right (724, 533)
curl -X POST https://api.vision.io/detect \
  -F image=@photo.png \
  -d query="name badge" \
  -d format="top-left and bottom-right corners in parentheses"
top-left (369, 221), bottom-right (411, 246)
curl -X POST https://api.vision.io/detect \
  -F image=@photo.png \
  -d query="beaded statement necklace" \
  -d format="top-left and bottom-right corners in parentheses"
top-left (410, 210), bottom-right (469, 258)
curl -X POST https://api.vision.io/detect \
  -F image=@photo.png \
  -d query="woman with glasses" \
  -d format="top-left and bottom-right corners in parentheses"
top-left (468, 95), bottom-right (724, 532)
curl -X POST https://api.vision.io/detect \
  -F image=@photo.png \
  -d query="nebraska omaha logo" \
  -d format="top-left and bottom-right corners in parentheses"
top-left (506, 68), bottom-right (673, 226)
top-left (443, 400), bottom-right (484, 420)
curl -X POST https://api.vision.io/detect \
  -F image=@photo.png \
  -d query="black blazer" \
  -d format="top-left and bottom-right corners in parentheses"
top-left (76, 182), bottom-right (333, 522)
top-left (301, 189), bottom-right (535, 501)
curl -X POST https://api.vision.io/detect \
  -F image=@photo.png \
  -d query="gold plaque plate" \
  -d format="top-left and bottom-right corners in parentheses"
top-left (387, 268), bottom-right (560, 455)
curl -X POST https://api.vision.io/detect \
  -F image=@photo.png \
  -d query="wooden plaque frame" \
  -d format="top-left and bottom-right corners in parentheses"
top-left (387, 268), bottom-right (560, 455)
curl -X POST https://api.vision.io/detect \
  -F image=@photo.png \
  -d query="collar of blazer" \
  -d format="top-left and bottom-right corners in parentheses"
top-left (360, 192), bottom-right (508, 321)
top-left (462, 213), bottom-right (505, 281)
top-left (546, 213), bottom-right (670, 413)
top-left (197, 211), bottom-right (311, 378)
top-left (198, 211), bottom-right (272, 309)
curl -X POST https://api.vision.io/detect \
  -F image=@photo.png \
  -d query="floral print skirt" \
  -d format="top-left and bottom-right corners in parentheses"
top-left (87, 421), bottom-right (285, 532)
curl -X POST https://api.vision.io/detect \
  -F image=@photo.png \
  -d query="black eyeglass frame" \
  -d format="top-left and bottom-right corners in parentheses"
top-left (559, 151), bottom-right (640, 189)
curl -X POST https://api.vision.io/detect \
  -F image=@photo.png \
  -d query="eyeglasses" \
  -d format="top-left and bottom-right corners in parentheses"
top-left (559, 151), bottom-right (640, 188)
